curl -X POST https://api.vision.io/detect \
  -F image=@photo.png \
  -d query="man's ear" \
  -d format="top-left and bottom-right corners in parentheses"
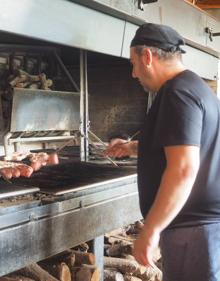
top-left (142, 48), bottom-right (153, 68)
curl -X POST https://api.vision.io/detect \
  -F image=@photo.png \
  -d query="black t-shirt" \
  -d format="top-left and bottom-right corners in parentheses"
top-left (138, 70), bottom-right (220, 228)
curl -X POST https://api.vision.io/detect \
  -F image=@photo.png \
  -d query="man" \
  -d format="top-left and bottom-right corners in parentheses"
top-left (105, 23), bottom-right (220, 281)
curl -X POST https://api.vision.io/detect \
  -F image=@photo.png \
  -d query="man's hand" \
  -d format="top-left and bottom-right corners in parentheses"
top-left (104, 139), bottom-right (138, 158)
top-left (133, 225), bottom-right (160, 268)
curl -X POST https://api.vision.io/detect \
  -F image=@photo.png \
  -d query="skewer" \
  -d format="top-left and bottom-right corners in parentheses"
top-left (81, 131), bottom-right (119, 167)
top-left (88, 130), bottom-right (108, 148)
top-left (118, 130), bottom-right (140, 145)
top-left (89, 141), bottom-right (119, 167)
top-left (55, 138), bottom-right (76, 154)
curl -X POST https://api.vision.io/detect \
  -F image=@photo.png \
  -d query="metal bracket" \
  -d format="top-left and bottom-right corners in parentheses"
top-left (136, 0), bottom-right (158, 11)
top-left (205, 27), bottom-right (220, 42)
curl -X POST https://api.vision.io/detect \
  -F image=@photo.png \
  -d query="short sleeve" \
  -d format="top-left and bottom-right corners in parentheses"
top-left (155, 90), bottom-right (204, 147)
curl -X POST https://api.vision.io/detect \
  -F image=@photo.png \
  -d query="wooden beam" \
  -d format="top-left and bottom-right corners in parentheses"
top-left (195, 0), bottom-right (220, 8)
top-left (196, 0), bottom-right (220, 4)
top-left (197, 4), bottom-right (220, 8)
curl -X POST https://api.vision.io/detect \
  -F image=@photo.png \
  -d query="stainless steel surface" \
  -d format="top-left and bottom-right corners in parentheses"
top-left (0, 184), bottom-right (141, 276)
top-left (0, 0), bottom-right (125, 57)
top-left (11, 88), bottom-right (80, 132)
top-left (70, 0), bottom-right (144, 25)
top-left (80, 50), bottom-right (89, 161)
top-left (51, 174), bottom-right (135, 195)
top-left (8, 135), bottom-right (76, 144)
top-left (0, 184), bottom-right (39, 199)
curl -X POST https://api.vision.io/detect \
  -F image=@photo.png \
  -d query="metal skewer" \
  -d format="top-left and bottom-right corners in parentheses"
top-left (88, 140), bottom-right (119, 167)
top-left (88, 130), bottom-right (108, 148)
top-left (55, 137), bottom-right (76, 154)
top-left (82, 131), bottom-right (119, 167)
top-left (117, 130), bottom-right (140, 145)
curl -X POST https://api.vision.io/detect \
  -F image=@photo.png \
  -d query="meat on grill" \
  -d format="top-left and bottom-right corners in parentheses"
top-left (0, 162), bottom-right (34, 179)
top-left (29, 152), bottom-right (59, 171)
top-left (1, 152), bottom-right (59, 179)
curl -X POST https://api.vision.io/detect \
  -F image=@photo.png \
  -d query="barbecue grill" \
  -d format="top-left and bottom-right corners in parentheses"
top-left (0, 44), bottom-right (141, 277)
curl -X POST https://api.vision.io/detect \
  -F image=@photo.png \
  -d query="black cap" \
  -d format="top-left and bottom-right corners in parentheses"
top-left (130, 23), bottom-right (186, 53)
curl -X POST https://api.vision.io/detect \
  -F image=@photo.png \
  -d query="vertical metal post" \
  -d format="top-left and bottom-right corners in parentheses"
top-left (90, 235), bottom-right (104, 281)
top-left (217, 61), bottom-right (220, 99)
top-left (80, 49), bottom-right (89, 161)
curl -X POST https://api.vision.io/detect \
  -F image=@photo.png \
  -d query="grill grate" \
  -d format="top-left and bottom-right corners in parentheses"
top-left (10, 161), bottom-right (136, 194)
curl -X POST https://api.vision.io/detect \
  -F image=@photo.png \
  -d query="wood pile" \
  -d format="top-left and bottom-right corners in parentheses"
top-left (104, 221), bottom-right (162, 281)
top-left (0, 245), bottom-right (100, 281)
top-left (8, 69), bottom-right (53, 90)
top-left (0, 221), bottom-right (162, 281)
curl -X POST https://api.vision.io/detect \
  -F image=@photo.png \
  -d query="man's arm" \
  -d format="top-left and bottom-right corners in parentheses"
top-left (133, 145), bottom-right (200, 267)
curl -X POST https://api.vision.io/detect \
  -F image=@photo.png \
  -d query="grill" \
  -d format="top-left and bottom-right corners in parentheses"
top-left (0, 44), bottom-right (141, 277)
top-left (11, 160), bottom-right (136, 195)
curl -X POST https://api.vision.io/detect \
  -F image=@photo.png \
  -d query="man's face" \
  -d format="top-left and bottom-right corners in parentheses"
top-left (130, 47), bottom-right (154, 92)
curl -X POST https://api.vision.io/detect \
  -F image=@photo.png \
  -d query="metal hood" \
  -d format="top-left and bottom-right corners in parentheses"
top-left (0, 0), bottom-right (139, 57)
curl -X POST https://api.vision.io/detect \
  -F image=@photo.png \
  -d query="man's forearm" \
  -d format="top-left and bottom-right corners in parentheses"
top-left (143, 163), bottom-right (198, 235)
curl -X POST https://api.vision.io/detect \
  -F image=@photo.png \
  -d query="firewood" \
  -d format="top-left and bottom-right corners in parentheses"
top-left (58, 263), bottom-right (71, 281)
top-left (18, 70), bottom-right (40, 82)
top-left (9, 70), bottom-right (40, 88)
top-left (75, 264), bottom-right (100, 281)
top-left (28, 82), bottom-right (41, 89)
top-left (16, 82), bottom-right (31, 88)
top-left (104, 269), bottom-right (124, 281)
top-left (121, 254), bottom-right (136, 261)
top-left (40, 73), bottom-right (52, 90)
top-left (133, 265), bottom-right (162, 281)
top-left (9, 76), bottom-right (23, 87)
top-left (0, 276), bottom-right (35, 281)
top-left (106, 228), bottom-right (127, 238)
top-left (72, 242), bottom-right (89, 252)
top-left (124, 275), bottom-right (142, 281)
top-left (72, 250), bottom-right (96, 266)
top-left (106, 242), bottom-right (133, 257)
top-left (38, 261), bottom-right (71, 281)
top-left (104, 257), bottom-right (139, 274)
top-left (75, 267), bottom-right (91, 281)
top-left (107, 236), bottom-right (134, 245)
top-left (126, 221), bottom-right (144, 235)
top-left (18, 263), bottom-right (59, 281)
top-left (39, 249), bottom-right (75, 270)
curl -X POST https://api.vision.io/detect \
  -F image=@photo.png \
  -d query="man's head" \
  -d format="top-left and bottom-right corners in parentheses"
top-left (130, 23), bottom-right (186, 92)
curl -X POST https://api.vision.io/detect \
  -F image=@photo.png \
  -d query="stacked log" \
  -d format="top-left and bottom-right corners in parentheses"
top-left (8, 69), bottom-right (53, 90)
top-left (104, 221), bottom-right (162, 281)
top-left (0, 246), bottom-right (100, 281)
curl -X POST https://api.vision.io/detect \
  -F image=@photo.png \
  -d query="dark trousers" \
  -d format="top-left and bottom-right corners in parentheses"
top-left (160, 223), bottom-right (220, 281)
